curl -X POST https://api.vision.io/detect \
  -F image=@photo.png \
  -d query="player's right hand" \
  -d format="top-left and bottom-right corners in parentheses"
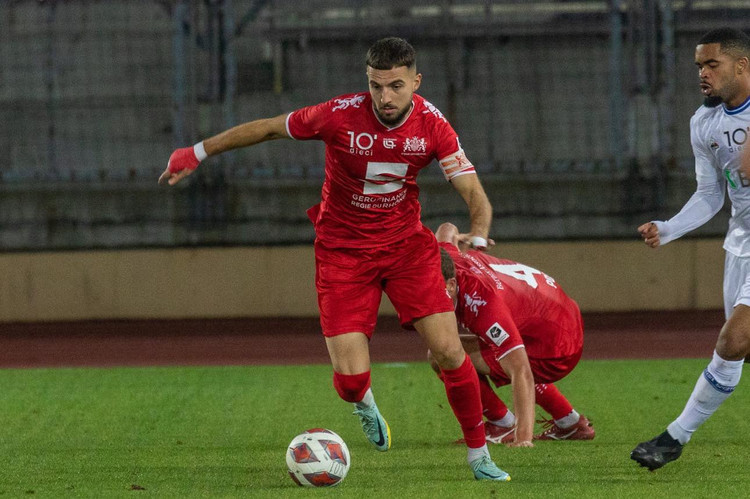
top-left (637, 222), bottom-right (661, 248)
top-left (158, 146), bottom-right (201, 186)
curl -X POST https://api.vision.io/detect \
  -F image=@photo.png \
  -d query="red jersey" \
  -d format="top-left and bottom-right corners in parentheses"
top-left (286, 93), bottom-right (473, 249)
top-left (440, 243), bottom-right (583, 361)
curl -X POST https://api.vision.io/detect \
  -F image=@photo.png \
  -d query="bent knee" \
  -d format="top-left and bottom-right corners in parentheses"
top-left (430, 342), bottom-right (467, 370)
top-left (717, 327), bottom-right (750, 360)
top-left (427, 349), bottom-right (441, 373)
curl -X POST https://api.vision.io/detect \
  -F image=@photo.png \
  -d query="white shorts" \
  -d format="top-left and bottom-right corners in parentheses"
top-left (723, 252), bottom-right (750, 319)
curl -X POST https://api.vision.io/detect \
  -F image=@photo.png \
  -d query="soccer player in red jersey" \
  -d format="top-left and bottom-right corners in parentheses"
top-left (159, 38), bottom-right (509, 481)
top-left (432, 223), bottom-right (594, 447)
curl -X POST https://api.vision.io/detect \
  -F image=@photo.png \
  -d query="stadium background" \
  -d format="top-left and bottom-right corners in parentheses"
top-left (0, 0), bottom-right (748, 324)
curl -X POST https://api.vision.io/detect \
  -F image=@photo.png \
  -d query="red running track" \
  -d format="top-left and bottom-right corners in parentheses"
top-left (0, 310), bottom-right (725, 368)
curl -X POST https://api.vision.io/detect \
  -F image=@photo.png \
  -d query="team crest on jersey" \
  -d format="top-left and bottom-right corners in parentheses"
top-left (464, 292), bottom-right (487, 316)
top-left (485, 323), bottom-right (510, 347)
top-left (710, 139), bottom-right (720, 150)
top-left (332, 95), bottom-right (365, 112)
top-left (403, 136), bottom-right (427, 154)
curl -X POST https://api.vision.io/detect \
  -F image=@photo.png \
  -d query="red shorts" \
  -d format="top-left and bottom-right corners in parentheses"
top-left (483, 303), bottom-right (583, 386)
top-left (483, 347), bottom-right (583, 386)
top-left (314, 225), bottom-right (454, 337)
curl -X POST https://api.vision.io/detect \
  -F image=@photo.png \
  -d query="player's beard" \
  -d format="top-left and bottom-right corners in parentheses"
top-left (375, 103), bottom-right (412, 126)
top-left (703, 96), bottom-right (723, 107)
top-left (702, 78), bottom-right (740, 108)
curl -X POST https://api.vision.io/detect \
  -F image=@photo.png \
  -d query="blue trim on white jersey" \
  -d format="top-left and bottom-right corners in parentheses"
top-left (723, 95), bottom-right (750, 115)
top-left (703, 369), bottom-right (736, 394)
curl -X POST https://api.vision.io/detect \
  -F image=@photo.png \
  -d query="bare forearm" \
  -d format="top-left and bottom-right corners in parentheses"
top-left (452, 174), bottom-right (492, 239)
top-left (467, 186), bottom-right (492, 239)
top-left (511, 369), bottom-right (536, 442)
top-left (203, 115), bottom-right (289, 156)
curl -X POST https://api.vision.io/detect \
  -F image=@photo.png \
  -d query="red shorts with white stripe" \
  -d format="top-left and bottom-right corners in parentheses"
top-left (314, 225), bottom-right (454, 337)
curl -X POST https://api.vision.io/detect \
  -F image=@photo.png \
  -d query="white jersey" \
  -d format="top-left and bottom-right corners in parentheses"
top-left (657, 96), bottom-right (750, 256)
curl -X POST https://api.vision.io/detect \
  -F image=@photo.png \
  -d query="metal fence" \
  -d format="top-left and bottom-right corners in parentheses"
top-left (1, 0), bottom-right (748, 250)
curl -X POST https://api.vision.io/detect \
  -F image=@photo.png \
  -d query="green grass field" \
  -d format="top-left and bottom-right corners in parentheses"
top-left (1, 359), bottom-right (748, 497)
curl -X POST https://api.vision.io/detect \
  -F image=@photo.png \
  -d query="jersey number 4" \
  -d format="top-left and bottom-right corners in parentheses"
top-left (489, 263), bottom-right (557, 289)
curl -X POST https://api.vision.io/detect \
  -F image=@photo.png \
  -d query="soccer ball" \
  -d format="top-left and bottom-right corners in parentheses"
top-left (286, 428), bottom-right (351, 487)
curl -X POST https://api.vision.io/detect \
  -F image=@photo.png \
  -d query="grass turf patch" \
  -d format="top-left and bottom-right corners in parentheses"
top-left (0, 359), bottom-right (747, 497)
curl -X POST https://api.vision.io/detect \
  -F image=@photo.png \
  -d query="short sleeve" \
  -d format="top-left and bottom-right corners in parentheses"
top-left (433, 118), bottom-right (461, 161)
top-left (469, 296), bottom-right (524, 359)
top-left (286, 101), bottom-right (335, 141)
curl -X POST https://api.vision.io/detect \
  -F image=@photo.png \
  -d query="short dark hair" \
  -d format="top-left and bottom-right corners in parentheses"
top-left (366, 37), bottom-right (416, 70)
top-left (698, 28), bottom-right (750, 58)
top-left (439, 248), bottom-right (456, 281)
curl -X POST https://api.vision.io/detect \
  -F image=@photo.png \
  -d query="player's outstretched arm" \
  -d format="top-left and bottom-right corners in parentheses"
top-left (450, 174), bottom-right (493, 250)
top-left (159, 114), bottom-right (289, 186)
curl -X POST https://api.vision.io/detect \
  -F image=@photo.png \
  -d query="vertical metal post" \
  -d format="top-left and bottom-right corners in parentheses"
top-left (653, 0), bottom-right (675, 213)
top-left (222, 0), bottom-right (237, 171)
top-left (658, 0), bottom-right (675, 163)
top-left (645, 0), bottom-right (660, 159)
top-left (484, 0), bottom-right (495, 169)
top-left (172, 0), bottom-right (189, 148)
top-left (45, 1), bottom-right (58, 177)
top-left (609, 0), bottom-right (625, 170)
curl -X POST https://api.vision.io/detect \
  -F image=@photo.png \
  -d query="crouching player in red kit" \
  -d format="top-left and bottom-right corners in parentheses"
top-left (430, 223), bottom-right (595, 446)
top-left (159, 38), bottom-right (509, 481)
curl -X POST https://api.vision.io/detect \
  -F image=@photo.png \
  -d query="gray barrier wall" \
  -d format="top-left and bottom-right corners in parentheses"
top-left (0, 238), bottom-right (726, 322)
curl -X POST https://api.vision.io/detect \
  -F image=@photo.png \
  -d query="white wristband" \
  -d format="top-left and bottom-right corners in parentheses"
top-left (470, 236), bottom-right (487, 249)
top-left (193, 141), bottom-right (208, 161)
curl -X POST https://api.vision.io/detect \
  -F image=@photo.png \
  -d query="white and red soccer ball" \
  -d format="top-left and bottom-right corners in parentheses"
top-left (286, 428), bottom-right (351, 487)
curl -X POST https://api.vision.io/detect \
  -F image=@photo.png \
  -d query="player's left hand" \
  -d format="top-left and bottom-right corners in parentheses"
top-left (506, 440), bottom-right (534, 448)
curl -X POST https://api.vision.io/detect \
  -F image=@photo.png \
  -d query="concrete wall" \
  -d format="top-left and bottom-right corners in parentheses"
top-left (0, 238), bottom-right (725, 323)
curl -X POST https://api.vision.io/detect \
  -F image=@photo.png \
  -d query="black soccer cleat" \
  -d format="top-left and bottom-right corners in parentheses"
top-left (630, 431), bottom-right (684, 471)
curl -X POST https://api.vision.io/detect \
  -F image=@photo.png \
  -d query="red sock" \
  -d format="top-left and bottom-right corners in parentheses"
top-left (535, 383), bottom-right (573, 420)
top-left (333, 371), bottom-right (371, 403)
top-left (438, 373), bottom-right (508, 422)
top-left (440, 354), bottom-right (485, 448)
top-left (478, 375), bottom-right (509, 421)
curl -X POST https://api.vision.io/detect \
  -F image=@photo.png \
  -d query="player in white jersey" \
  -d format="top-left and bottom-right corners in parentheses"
top-left (631, 28), bottom-right (750, 471)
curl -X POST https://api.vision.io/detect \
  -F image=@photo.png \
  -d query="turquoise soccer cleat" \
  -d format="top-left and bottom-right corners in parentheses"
top-left (470, 455), bottom-right (511, 482)
top-left (353, 404), bottom-right (391, 451)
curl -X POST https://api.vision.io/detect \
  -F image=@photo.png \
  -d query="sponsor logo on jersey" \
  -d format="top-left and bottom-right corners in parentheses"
top-left (332, 95), bottom-right (365, 112)
top-left (720, 126), bottom-right (749, 153)
top-left (347, 131), bottom-right (376, 156)
top-left (464, 291), bottom-right (486, 316)
top-left (403, 136), bottom-right (427, 154)
top-left (486, 322), bottom-right (510, 347)
top-left (383, 138), bottom-right (397, 149)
